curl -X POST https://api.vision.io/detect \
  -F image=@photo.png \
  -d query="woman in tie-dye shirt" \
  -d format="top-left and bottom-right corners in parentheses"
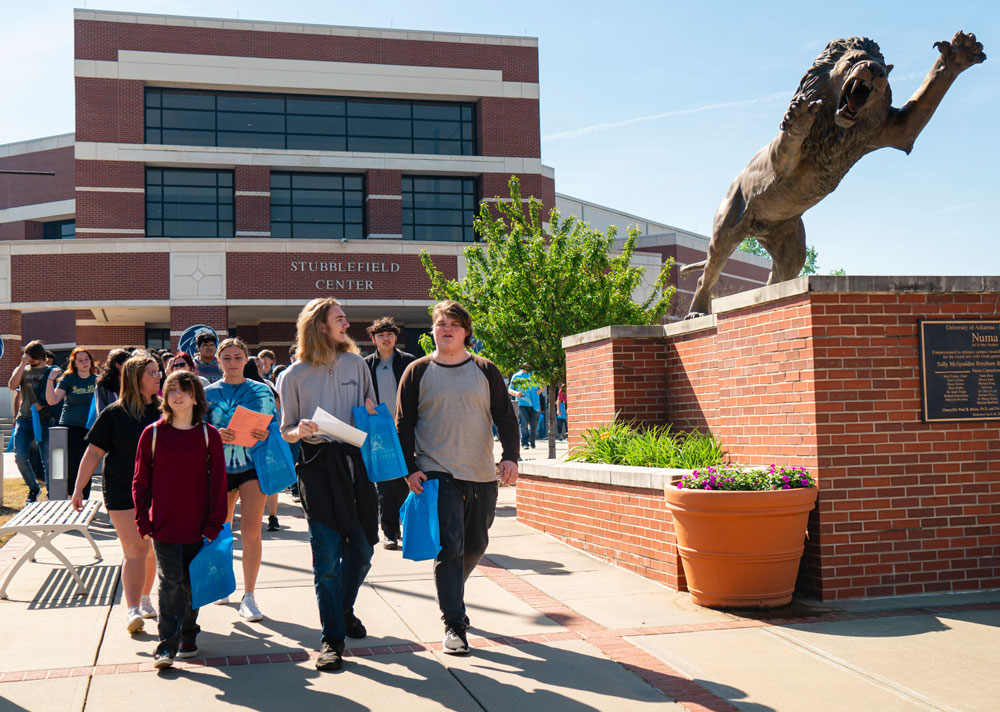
top-left (204, 337), bottom-right (276, 623)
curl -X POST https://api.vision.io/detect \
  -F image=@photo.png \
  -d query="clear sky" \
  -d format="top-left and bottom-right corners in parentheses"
top-left (2, 1), bottom-right (997, 275)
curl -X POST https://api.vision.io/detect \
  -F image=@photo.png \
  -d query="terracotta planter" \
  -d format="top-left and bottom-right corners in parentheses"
top-left (663, 485), bottom-right (818, 608)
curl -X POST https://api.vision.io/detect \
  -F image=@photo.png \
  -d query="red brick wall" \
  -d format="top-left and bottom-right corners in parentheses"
top-left (0, 311), bottom-right (23, 387)
top-left (76, 20), bottom-right (539, 83)
top-left (75, 324), bottom-right (147, 353)
top-left (11, 253), bottom-right (168, 301)
top-left (516, 477), bottom-right (685, 589)
top-left (366, 170), bottom-right (402, 236)
top-left (564, 334), bottom-right (668, 450)
top-left (75, 160), bottom-right (145, 189)
top-left (75, 77), bottom-right (144, 144)
top-left (545, 289), bottom-right (1000, 601)
top-left (74, 191), bottom-right (145, 232)
top-left (0, 147), bottom-right (74, 210)
top-left (478, 98), bottom-right (541, 158)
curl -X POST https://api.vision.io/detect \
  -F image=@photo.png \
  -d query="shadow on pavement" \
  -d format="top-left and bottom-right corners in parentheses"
top-left (482, 553), bottom-right (571, 576)
top-left (694, 679), bottom-right (777, 712)
top-left (27, 563), bottom-right (119, 609)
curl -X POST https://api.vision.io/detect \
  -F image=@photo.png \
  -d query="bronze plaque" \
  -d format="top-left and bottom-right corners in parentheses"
top-left (920, 320), bottom-right (1000, 422)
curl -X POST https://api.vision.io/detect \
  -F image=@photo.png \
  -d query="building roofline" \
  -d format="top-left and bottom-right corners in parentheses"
top-left (75, 9), bottom-right (539, 47)
top-left (0, 133), bottom-right (75, 158)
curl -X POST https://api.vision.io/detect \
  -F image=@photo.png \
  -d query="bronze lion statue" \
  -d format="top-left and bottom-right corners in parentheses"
top-left (681, 31), bottom-right (986, 318)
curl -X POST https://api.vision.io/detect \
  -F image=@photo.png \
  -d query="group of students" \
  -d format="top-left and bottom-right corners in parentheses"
top-left (8, 297), bottom-right (520, 673)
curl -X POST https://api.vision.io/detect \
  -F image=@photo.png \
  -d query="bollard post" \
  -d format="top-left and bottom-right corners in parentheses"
top-left (48, 426), bottom-right (69, 500)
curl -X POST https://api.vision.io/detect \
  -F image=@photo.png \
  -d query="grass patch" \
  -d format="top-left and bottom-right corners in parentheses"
top-left (1, 479), bottom-right (48, 549)
top-left (568, 420), bottom-right (726, 469)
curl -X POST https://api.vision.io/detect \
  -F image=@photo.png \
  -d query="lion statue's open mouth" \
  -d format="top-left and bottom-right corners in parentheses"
top-left (835, 60), bottom-right (886, 128)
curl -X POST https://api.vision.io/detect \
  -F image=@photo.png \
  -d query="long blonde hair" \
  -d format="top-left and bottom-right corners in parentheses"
top-left (120, 352), bottom-right (160, 420)
top-left (296, 298), bottom-right (359, 366)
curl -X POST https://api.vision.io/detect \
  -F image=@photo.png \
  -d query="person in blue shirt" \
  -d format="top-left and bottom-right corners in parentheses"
top-left (204, 337), bottom-right (276, 623)
top-left (508, 368), bottom-right (541, 449)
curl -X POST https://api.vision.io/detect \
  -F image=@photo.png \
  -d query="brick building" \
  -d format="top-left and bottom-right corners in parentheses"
top-left (0, 9), bottom-right (769, 419)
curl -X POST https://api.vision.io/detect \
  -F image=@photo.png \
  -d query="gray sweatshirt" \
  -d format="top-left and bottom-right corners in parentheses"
top-left (278, 353), bottom-right (375, 445)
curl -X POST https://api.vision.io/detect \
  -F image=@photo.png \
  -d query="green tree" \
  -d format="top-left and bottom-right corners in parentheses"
top-left (420, 176), bottom-right (675, 459)
top-left (738, 237), bottom-right (819, 276)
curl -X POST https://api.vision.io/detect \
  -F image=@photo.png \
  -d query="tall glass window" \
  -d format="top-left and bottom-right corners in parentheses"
top-left (271, 173), bottom-right (365, 239)
top-left (145, 327), bottom-right (170, 351)
top-left (43, 220), bottom-right (75, 239)
top-left (401, 176), bottom-right (477, 242)
top-left (146, 88), bottom-right (475, 156)
top-left (145, 168), bottom-right (234, 238)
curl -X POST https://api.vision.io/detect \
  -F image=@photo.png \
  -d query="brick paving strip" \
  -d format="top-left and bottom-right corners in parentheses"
top-left (1, 548), bottom-right (998, 712)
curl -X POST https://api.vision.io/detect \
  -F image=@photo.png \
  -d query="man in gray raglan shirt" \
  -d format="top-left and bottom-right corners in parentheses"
top-left (396, 300), bottom-right (519, 655)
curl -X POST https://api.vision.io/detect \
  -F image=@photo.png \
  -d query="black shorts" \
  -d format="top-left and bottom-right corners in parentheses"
top-left (227, 468), bottom-right (259, 492)
top-left (104, 482), bottom-right (136, 512)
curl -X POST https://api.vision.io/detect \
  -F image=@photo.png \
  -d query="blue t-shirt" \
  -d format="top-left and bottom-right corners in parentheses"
top-left (56, 372), bottom-right (97, 428)
top-left (205, 379), bottom-right (277, 473)
top-left (510, 370), bottom-right (540, 411)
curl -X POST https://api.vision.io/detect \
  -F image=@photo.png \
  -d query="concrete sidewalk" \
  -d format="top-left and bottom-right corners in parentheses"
top-left (0, 460), bottom-right (998, 711)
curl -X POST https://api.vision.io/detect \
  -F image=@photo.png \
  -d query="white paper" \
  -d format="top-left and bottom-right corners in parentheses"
top-left (311, 406), bottom-right (368, 447)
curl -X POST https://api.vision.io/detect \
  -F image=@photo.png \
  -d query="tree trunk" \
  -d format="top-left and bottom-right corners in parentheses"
top-left (547, 385), bottom-right (557, 460)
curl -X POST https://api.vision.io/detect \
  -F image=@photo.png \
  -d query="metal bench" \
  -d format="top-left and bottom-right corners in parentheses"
top-left (0, 499), bottom-right (103, 599)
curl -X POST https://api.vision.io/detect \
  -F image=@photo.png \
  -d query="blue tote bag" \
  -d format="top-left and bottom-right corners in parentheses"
top-left (85, 396), bottom-right (98, 430)
top-left (351, 403), bottom-right (408, 482)
top-left (400, 479), bottom-right (441, 561)
top-left (30, 407), bottom-right (43, 443)
top-left (250, 422), bottom-right (297, 495)
top-left (189, 522), bottom-right (237, 609)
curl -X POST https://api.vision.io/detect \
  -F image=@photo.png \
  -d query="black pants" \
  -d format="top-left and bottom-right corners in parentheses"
top-left (66, 425), bottom-right (91, 499)
top-left (153, 540), bottom-right (202, 656)
top-left (430, 473), bottom-right (498, 631)
top-left (376, 478), bottom-right (410, 540)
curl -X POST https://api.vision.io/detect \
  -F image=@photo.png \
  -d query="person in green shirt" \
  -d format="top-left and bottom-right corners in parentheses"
top-left (46, 347), bottom-right (98, 498)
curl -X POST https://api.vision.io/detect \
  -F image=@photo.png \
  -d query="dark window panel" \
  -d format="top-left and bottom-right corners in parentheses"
top-left (344, 177), bottom-right (363, 191)
top-left (217, 132), bottom-right (286, 149)
top-left (162, 220), bottom-right (219, 238)
top-left (145, 90), bottom-right (161, 108)
top-left (413, 139), bottom-right (463, 155)
top-left (270, 174), bottom-right (290, 189)
top-left (217, 112), bottom-right (285, 133)
top-left (147, 204), bottom-right (163, 219)
top-left (147, 169), bottom-right (163, 184)
top-left (219, 221), bottom-right (234, 237)
top-left (348, 137), bottom-right (412, 153)
top-left (145, 128), bottom-right (162, 144)
top-left (345, 223), bottom-right (364, 239)
top-left (218, 205), bottom-right (234, 221)
top-left (292, 174), bottom-right (342, 190)
top-left (162, 90), bottom-right (215, 110)
top-left (146, 109), bottom-right (161, 128)
top-left (286, 115), bottom-right (346, 134)
top-left (348, 117), bottom-right (411, 138)
top-left (217, 94), bottom-right (284, 113)
top-left (285, 134), bottom-right (347, 152)
top-left (413, 121), bottom-right (463, 140)
top-left (160, 129), bottom-right (216, 146)
top-left (286, 98), bottom-right (346, 115)
top-left (271, 206), bottom-right (292, 222)
top-left (161, 109), bottom-right (214, 130)
top-left (270, 188), bottom-right (291, 204)
top-left (271, 222), bottom-right (292, 238)
top-left (296, 206), bottom-right (344, 223)
top-left (346, 101), bottom-right (410, 118)
top-left (413, 104), bottom-right (461, 121)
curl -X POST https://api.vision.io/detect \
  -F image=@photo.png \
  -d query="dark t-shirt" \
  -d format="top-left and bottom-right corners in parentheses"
top-left (17, 365), bottom-right (52, 421)
top-left (56, 373), bottom-right (97, 428)
top-left (86, 401), bottom-right (161, 509)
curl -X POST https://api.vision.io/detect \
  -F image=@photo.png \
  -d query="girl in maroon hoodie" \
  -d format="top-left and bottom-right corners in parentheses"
top-left (133, 370), bottom-right (227, 669)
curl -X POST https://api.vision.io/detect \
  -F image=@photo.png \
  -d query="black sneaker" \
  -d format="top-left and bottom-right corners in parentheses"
top-left (383, 537), bottom-right (399, 550)
top-left (153, 650), bottom-right (174, 669)
top-left (176, 642), bottom-right (199, 659)
top-left (344, 610), bottom-right (367, 639)
top-left (26, 489), bottom-right (39, 504)
top-left (442, 625), bottom-right (469, 655)
top-left (315, 641), bottom-right (342, 671)
top-left (267, 515), bottom-right (279, 532)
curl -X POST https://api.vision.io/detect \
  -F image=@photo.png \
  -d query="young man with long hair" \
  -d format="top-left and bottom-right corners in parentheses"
top-left (279, 297), bottom-right (378, 671)
top-left (397, 300), bottom-right (520, 655)
top-left (73, 352), bottom-right (162, 632)
top-left (8, 340), bottom-right (55, 502)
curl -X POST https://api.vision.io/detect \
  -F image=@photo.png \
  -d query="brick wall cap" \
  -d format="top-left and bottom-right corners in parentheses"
top-left (662, 314), bottom-right (716, 337)
top-left (808, 274), bottom-right (1000, 294)
top-left (561, 324), bottom-right (663, 349)
top-left (519, 459), bottom-right (691, 491)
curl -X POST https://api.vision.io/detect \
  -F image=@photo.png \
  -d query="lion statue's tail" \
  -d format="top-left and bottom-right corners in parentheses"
top-left (679, 260), bottom-right (707, 278)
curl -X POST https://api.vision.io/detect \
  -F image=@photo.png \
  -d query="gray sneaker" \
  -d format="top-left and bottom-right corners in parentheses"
top-left (442, 626), bottom-right (469, 655)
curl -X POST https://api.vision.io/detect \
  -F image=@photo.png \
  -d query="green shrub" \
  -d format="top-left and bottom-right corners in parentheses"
top-left (568, 420), bottom-right (726, 469)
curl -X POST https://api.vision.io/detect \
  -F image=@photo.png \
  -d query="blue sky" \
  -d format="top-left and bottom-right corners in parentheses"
top-left (2, 1), bottom-right (997, 275)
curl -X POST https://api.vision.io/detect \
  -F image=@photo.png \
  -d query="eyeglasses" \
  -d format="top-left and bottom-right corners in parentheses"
top-left (145, 370), bottom-right (163, 378)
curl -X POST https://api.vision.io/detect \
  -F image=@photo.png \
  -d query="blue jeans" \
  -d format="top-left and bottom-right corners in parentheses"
top-left (14, 416), bottom-right (50, 494)
top-left (307, 517), bottom-right (374, 649)
top-left (518, 405), bottom-right (538, 448)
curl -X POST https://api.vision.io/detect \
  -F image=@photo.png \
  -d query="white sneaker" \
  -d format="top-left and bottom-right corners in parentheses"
top-left (126, 606), bottom-right (144, 634)
top-left (239, 592), bottom-right (263, 622)
top-left (213, 595), bottom-right (230, 605)
top-left (139, 595), bottom-right (157, 619)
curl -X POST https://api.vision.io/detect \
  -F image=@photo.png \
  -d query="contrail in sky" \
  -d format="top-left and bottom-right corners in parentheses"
top-left (542, 91), bottom-right (790, 142)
